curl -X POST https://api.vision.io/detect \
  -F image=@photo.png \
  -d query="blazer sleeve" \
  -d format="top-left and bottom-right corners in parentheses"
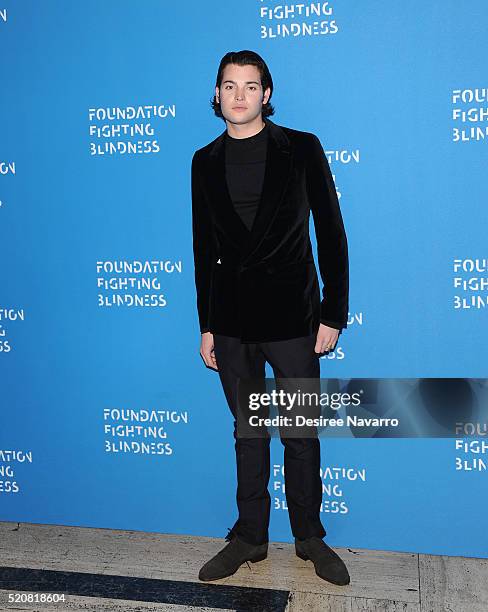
top-left (191, 151), bottom-right (215, 334)
top-left (306, 134), bottom-right (349, 330)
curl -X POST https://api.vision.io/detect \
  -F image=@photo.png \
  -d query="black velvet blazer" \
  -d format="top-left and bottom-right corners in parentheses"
top-left (191, 117), bottom-right (349, 344)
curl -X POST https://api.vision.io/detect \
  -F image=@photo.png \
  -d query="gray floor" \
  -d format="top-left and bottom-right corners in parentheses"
top-left (0, 521), bottom-right (486, 611)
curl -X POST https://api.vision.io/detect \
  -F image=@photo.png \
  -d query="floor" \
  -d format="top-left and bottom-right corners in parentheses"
top-left (0, 521), bottom-right (486, 611)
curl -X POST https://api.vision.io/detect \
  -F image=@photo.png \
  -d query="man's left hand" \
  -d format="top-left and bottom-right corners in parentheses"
top-left (314, 323), bottom-right (339, 354)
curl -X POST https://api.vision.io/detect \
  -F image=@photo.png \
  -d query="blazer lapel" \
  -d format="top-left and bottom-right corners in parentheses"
top-left (205, 117), bottom-right (293, 265)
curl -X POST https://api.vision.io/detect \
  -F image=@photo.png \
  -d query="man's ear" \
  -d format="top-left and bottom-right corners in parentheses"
top-left (263, 87), bottom-right (271, 104)
top-left (215, 86), bottom-right (220, 103)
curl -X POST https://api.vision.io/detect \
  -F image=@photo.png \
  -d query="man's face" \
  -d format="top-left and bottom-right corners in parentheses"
top-left (216, 63), bottom-right (270, 125)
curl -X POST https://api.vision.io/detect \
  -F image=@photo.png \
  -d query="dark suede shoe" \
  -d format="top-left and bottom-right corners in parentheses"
top-left (198, 529), bottom-right (268, 582)
top-left (295, 536), bottom-right (350, 585)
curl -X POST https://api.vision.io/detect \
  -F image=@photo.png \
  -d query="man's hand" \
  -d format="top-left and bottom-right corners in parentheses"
top-left (200, 332), bottom-right (218, 370)
top-left (314, 323), bottom-right (339, 354)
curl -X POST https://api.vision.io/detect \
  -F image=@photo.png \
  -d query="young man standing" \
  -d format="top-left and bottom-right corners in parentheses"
top-left (191, 50), bottom-right (350, 585)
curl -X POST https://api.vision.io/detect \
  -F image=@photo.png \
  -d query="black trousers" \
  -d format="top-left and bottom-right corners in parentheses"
top-left (213, 332), bottom-right (327, 546)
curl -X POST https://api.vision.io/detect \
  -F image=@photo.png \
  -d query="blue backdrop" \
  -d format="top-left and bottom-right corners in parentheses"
top-left (1, 0), bottom-right (487, 559)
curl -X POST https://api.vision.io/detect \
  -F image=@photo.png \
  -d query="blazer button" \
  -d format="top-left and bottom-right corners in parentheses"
top-left (266, 265), bottom-right (275, 274)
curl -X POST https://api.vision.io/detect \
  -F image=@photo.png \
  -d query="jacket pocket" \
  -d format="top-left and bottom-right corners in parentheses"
top-left (263, 259), bottom-right (315, 275)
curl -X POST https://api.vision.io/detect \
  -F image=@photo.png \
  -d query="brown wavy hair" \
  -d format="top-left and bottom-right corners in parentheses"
top-left (210, 50), bottom-right (275, 119)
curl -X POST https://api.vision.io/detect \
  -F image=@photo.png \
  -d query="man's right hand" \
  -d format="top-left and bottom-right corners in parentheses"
top-left (200, 332), bottom-right (218, 370)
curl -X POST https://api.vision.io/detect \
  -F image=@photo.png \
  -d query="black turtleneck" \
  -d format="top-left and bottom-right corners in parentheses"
top-left (224, 122), bottom-right (269, 231)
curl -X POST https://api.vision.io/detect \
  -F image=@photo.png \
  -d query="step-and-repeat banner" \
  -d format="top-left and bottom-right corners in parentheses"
top-left (1, 1), bottom-right (487, 558)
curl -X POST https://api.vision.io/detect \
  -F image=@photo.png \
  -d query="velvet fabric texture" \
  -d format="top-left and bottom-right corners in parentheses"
top-left (191, 117), bottom-right (349, 344)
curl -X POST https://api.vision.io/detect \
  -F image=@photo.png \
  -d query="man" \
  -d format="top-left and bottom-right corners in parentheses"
top-left (191, 50), bottom-right (350, 585)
